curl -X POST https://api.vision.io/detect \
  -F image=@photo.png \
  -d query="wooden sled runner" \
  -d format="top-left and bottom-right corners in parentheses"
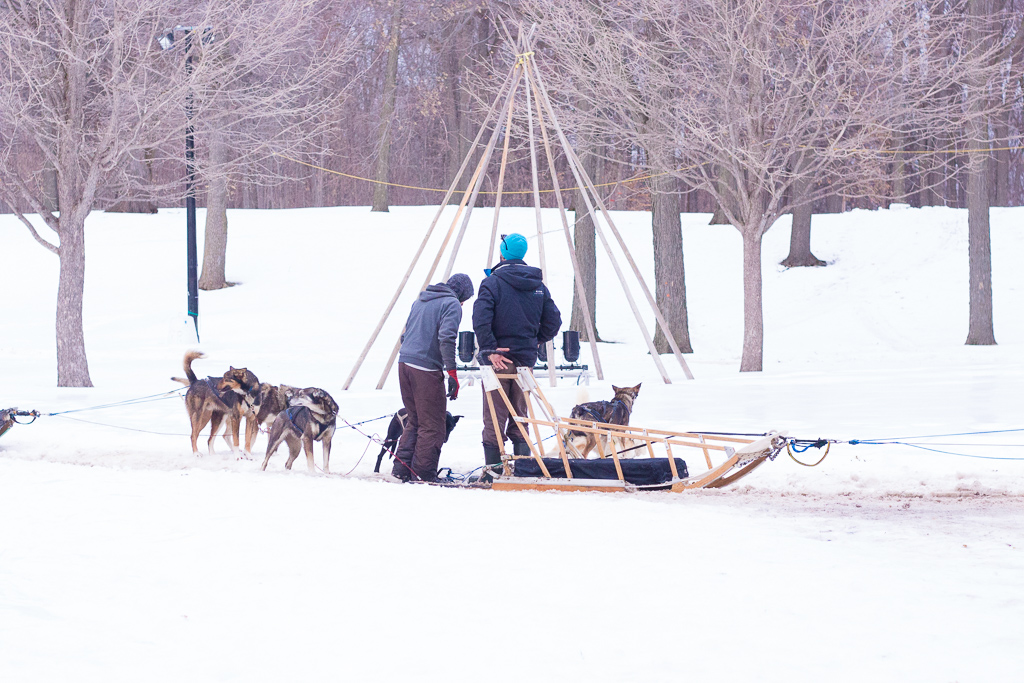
top-left (479, 367), bottom-right (785, 493)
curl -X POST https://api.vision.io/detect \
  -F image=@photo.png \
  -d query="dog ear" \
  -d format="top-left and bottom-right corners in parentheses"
top-left (632, 383), bottom-right (642, 394)
top-left (612, 385), bottom-right (621, 393)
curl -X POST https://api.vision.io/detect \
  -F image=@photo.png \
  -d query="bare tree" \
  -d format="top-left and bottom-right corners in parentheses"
top-left (196, 2), bottom-right (360, 289)
top-left (963, 0), bottom-right (1024, 344)
top-left (529, 0), bottom-right (1004, 371)
top-left (0, 0), bottom-right (357, 385)
top-left (781, 156), bottom-right (825, 267)
top-left (372, 0), bottom-right (403, 212)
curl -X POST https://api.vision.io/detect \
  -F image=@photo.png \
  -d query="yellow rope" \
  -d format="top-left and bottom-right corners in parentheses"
top-left (275, 142), bottom-right (1024, 196)
top-left (273, 152), bottom-right (669, 194)
top-left (812, 144), bottom-right (1024, 155)
top-left (516, 51), bottom-right (534, 66)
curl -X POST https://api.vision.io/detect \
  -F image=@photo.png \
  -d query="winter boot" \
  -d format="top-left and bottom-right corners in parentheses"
top-left (512, 441), bottom-right (532, 457)
top-left (391, 457), bottom-right (413, 482)
top-left (472, 443), bottom-right (502, 483)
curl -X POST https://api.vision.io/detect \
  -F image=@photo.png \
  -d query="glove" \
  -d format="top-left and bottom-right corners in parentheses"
top-left (446, 369), bottom-right (459, 400)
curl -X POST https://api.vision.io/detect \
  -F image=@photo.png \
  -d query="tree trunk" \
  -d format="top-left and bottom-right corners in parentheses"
top-left (993, 112), bottom-right (1010, 207)
top-left (371, 0), bottom-right (402, 212)
top-left (892, 136), bottom-right (906, 201)
top-left (41, 165), bottom-right (59, 213)
top-left (708, 166), bottom-right (731, 224)
top-left (965, 0), bottom-right (996, 346)
top-left (781, 172), bottom-right (824, 267)
top-left (966, 158), bottom-right (995, 344)
top-left (199, 130), bottom-right (230, 290)
top-left (56, 211), bottom-right (92, 387)
top-left (569, 103), bottom-right (600, 342)
top-left (825, 191), bottom-right (843, 213)
top-left (739, 229), bottom-right (764, 372)
top-left (443, 32), bottom-right (463, 191)
top-left (927, 138), bottom-right (945, 206)
top-left (651, 171), bottom-right (692, 353)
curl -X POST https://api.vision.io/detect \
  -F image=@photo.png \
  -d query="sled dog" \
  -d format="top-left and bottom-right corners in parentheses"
top-left (261, 387), bottom-right (338, 473)
top-left (564, 383), bottom-right (642, 458)
top-left (175, 351), bottom-right (261, 456)
top-left (373, 409), bottom-right (463, 473)
top-left (242, 382), bottom-right (300, 454)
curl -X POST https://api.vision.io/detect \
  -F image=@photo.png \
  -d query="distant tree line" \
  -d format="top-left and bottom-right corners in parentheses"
top-left (2, 0), bottom-right (1021, 384)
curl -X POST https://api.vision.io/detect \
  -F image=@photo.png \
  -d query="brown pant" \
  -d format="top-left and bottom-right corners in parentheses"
top-left (393, 363), bottom-right (446, 481)
top-left (481, 374), bottom-right (529, 449)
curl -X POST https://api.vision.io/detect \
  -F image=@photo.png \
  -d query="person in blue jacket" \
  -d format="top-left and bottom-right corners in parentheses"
top-left (392, 273), bottom-right (474, 482)
top-left (472, 233), bottom-right (561, 472)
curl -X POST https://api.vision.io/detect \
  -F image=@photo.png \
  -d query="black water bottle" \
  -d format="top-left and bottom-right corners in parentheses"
top-left (458, 331), bottom-right (476, 364)
top-left (562, 330), bottom-right (580, 363)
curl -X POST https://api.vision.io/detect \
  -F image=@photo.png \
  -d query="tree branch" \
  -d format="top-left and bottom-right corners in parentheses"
top-left (13, 210), bottom-right (59, 255)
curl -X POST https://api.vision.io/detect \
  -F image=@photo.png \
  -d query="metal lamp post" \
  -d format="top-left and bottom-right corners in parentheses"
top-left (158, 26), bottom-right (213, 343)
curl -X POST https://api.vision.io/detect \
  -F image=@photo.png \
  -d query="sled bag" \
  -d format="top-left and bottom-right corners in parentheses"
top-left (512, 457), bottom-right (688, 486)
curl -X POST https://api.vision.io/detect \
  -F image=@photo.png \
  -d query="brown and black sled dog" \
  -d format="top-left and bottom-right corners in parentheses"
top-left (261, 387), bottom-right (338, 473)
top-left (565, 383), bottom-right (642, 458)
top-left (176, 351), bottom-right (260, 456)
top-left (242, 382), bottom-right (299, 455)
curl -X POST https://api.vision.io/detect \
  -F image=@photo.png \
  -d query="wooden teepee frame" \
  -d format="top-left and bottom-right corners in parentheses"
top-left (342, 26), bottom-right (693, 392)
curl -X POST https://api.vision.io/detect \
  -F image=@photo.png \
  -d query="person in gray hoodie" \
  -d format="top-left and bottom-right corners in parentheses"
top-left (391, 273), bottom-right (474, 482)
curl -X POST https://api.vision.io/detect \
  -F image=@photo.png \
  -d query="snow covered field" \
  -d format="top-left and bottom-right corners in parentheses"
top-left (2, 205), bottom-right (1023, 681)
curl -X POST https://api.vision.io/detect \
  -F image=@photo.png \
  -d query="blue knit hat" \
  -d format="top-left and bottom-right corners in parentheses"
top-left (446, 273), bottom-right (474, 302)
top-left (500, 233), bottom-right (528, 260)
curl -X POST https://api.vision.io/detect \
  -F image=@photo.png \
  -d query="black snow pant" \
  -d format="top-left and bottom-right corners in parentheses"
top-left (392, 363), bottom-right (447, 482)
top-left (480, 372), bottom-right (529, 450)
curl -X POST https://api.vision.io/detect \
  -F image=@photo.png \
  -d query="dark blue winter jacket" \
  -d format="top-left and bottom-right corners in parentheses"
top-left (472, 259), bottom-right (561, 368)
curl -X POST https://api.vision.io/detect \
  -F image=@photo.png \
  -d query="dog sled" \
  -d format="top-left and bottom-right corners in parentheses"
top-left (479, 367), bottom-right (785, 493)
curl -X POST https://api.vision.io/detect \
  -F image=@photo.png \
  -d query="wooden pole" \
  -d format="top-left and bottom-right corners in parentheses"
top-left (665, 441), bottom-right (679, 479)
top-left (608, 433), bottom-right (625, 482)
top-left (485, 390), bottom-right (506, 458)
top-left (529, 59), bottom-right (694, 380)
top-left (375, 65), bottom-right (524, 389)
top-left (493, 382), bottom-right (550, 477)
top-left (526, 392), bottom-right (545, 457)
top-left (443, 67), bottom-right (524, 280)
top-left (343, 64), bottom-right (517, 390)
top-left (486, 79), bottom-right (517, 267)
top-left (519, 66), bottom-right (604, 381)
top-left (523, 56), bottom-right (557, 387)
top-left (525, 63), bottom-right (670, 382)
top-left (699, 434), bottom-right (712, 469)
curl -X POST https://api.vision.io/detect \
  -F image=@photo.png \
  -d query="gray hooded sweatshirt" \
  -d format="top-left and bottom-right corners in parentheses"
top-left (398, 283), bottom-right (463, 372)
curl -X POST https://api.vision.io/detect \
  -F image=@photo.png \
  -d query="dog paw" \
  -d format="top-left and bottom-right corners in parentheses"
top-left (237, 452), bottom-right (253, 461)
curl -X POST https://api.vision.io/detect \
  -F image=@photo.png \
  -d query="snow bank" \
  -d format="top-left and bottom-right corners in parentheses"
top-left (1, 205), bottom-right (1022, 681)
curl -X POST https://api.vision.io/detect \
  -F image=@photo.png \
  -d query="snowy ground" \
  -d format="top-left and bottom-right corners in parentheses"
top-left (2, 204), bottom-right (1023, 681)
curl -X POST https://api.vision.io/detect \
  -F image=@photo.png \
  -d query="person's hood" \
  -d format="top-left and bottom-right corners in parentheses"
top-left (492, 259), bottom-right (544, 292)
top-left (419, 283), bottom-right (458, 302)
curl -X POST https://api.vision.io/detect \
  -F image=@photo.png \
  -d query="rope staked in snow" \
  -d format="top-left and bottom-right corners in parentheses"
top-left (788, 430), bottom-right (1024, 463)
top-left (43, 388), bottom-right (187, 416)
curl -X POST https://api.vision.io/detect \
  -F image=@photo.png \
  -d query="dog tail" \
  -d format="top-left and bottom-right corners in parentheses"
top-left (183, 350), bottom-right (205, 384)
top-left (576, 386), bottom-right (590, 406)
top-left (170, 376), bottom-right (190, 386)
